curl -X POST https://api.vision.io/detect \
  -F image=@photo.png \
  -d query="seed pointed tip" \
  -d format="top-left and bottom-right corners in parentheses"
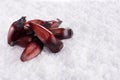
top-left (8, 41), bottom-right (15, 46)
top-left (56, 18), bottom-right (62, 23)
top-left (20, 16), bottom-right (26, 21)
top-left (21, 16), bottom-right (26, 19)
top-left (68, 28), bottom-right (73, 38)
top-left (20, 55), bottom-right (27, 62)
top-left (17, 16), bottom-right (26, 23)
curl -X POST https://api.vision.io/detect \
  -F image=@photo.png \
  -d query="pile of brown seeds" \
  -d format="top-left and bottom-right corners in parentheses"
top-left (8, 17), bottom-right (73, 62)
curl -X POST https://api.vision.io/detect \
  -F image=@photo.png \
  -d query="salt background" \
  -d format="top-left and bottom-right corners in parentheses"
top-left (0, 0), bottom-right (120, 80)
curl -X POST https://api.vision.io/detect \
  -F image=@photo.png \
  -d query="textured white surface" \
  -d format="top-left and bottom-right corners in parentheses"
top-left (0, 0), bottom-right (120, 80)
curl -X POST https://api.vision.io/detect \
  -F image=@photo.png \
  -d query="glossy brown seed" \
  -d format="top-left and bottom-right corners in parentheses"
top-left (25, 19), bottom-right (52, 29)
top-left (41, 19), bottom-right (62, 28)
top-left (29, 22), bottom-right (63, 53)
top-left (15, 36), bottom-right (33, 48)
top-left (25, 20), bottom-right (50, 36)
top-left (25, 19), bottom-right (62, 29)
top-left (25, 19), bottom-right (45, 27)
top-left (50, 18), bottom-right (62, 28)
top-left (8, 17), bottom-right (26, 46)
top-left (49, 28), bottom-right (73, 39)
top-left (20, 38), bottom-right (43, 62)
top-left (24, 19), bottom-right (62, 37)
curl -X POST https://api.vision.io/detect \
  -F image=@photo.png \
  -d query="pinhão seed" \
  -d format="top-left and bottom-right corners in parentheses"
top-left (20, 40), bottom-right (43, 62)
top-left (29, 22), bottom-right (63, 53)
top-left (49, 28), bottom-right (73, 39)
top-left (15, 36), bottom-right (33, 48)
top-left (8, 17), bottom-right (26, 46)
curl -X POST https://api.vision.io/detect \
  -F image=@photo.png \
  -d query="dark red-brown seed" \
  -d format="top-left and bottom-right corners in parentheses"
top-left (25, 19), bottom-right (45, 27)
top-left (8, 17), bottom-right (26, 46)
top-left (25, 19), bottom-right (62, 29)
top-left (25, 19), bottom-right (46, 35)
top-left (29, 22), bottom-right (63, 53)
top-left (50, 18), bottom-right (62, 28)
top-left (49, 28), bottom-right (73, 39)
top-left (24, 19), bottom-right (62, 37)
top-left (15, 36), bottom-right (33, 48)
top-left (20, 37), bottom-right (43, 62)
